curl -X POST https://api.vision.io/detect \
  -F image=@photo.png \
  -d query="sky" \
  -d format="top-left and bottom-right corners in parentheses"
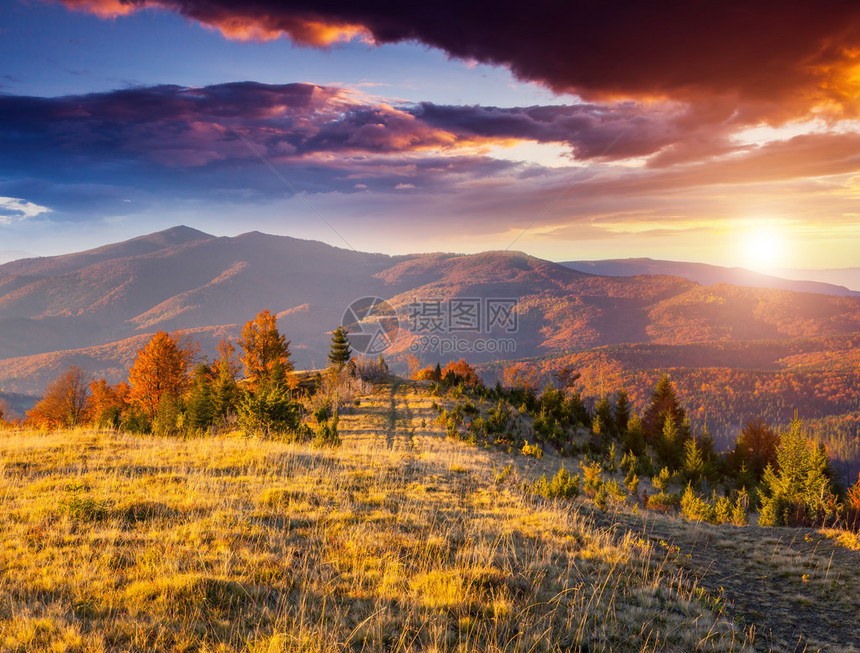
top-left (1, 1), bottom-right (860, 270)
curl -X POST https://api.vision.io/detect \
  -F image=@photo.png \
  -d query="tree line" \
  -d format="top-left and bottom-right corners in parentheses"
top-left (17, 311), bottom-right (359, 443)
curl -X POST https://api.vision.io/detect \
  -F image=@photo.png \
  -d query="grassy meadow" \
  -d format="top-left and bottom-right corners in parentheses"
top-left (0, 381), bottom-right (857, 652)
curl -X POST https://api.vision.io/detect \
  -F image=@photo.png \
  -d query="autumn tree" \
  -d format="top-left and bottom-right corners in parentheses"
top-left (127, 331), bottom-right (196, 419)
top-left (239, 310), bottom-right (293, 389)
top-left (846, 473), bottom-right (860, 531)
top-left (328, 326), bottom-right (352, 370)
top-left (88, 378), bottom-right (130, 429)
top-left (27, 365), bottom-right (90, 429)
top-left (441, 359), bottom-right (483, 387)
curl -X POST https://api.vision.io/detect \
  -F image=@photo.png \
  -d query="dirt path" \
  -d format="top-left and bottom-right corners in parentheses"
top-left (594, 510), bottom-right (860, 652)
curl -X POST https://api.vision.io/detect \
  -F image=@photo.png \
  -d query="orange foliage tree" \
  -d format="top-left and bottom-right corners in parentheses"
top-left (501, 363), bottom-right (542, 393)
top-left (26, 365), bottom-right (91, 429)
top-left (238, 310), bottom-right (293, 389)
top-left (127, 331), bottom-right (196, 418)
top-left (88, 378), bottom-right (130, 428)
top-left (441, 359), bottom-right (482, 387)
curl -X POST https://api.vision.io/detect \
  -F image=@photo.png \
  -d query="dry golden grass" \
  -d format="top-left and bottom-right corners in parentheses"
top-left (0, 381), bottom-right (758, 652)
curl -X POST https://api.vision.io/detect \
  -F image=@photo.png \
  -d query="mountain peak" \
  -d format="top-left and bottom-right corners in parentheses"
top-left (0, 225), bottom-right (214, 278)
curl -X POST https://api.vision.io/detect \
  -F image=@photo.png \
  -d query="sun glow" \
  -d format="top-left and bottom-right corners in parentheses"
top-left (740, 222), bottom-right (788, 271)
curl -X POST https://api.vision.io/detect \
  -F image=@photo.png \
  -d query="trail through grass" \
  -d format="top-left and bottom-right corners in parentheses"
top-left (0, 380), bottom-right (830, 651)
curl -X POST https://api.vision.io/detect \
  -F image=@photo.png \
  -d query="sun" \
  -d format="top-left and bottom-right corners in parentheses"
top-left (741, 224), bottom-right (786, 271)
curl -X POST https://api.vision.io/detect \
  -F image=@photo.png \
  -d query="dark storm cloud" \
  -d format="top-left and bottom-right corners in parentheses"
top-left (60, 0), bottom-right (860, 119)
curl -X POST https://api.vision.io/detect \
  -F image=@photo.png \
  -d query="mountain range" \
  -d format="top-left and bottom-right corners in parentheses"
top-left (562, 259), bottom-right (860, 296)
top-left (2, 226), bottom-right (860, 404)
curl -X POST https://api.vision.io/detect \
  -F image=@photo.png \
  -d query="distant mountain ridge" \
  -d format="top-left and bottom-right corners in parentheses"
top-left (561, 258), bottom-right (860, 297)
top-left (2, 227), bottom-right (860, 395)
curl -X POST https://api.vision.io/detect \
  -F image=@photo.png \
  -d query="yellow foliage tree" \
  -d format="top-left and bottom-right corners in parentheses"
top-left (127, 331), bottom-right (196, 418)
top-left (238, 310), bottom-right (293, 389)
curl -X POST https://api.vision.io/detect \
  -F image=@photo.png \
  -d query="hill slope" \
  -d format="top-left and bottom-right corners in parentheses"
top-left (3, 228), bottom-right (860, 396)
top-left (1, 380), bottom-right (857, 651)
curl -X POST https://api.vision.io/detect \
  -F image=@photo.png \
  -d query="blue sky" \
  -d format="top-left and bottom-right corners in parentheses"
top-left (2, 0), bottom-right (860, 270)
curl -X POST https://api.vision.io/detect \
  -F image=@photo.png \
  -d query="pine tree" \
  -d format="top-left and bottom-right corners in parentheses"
top-left (328, 326), bottom-right (352, 369)
top-left (732, 419), bottom-right (780, 481)
top-left (656, 412), bottom-right (685, 469)
top-left (614, 388), bottom-right (631, 437)
top-left (643, 374), bottom-right (687, 444)
top-left (623, 413), bottom-right (646, 456)
top-left (185, 363), bottom-right (215, 432)
top-left (595, 395), bottom-right (614, 438)
top-left (211, 339), bottom-right (241, 421)
top-left (683, 437), bottom-right (705, 489)
top-left (759, 420), bottom-right (838, 527)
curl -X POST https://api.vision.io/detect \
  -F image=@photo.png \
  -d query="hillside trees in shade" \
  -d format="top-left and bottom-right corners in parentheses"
top-left (26, 365), bottom-right (90, 428)
top-left (239, 309), bottom-right (294, 389)
top-left (328, 326), bottom-right (352, 370)
top-left (127, 331), bottom-right (197, 419)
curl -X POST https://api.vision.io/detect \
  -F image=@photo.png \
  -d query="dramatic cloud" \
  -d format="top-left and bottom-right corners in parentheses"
top-left (0, 82), bottom-right (707, 178)
top-left (58, 0), bottom-right (860, 121)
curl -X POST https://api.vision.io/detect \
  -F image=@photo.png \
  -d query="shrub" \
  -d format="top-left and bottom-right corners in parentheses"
top-left (594, 484), bottom-right (609, 510)
top-left (646, 491), bottom-right (679, 513)
top-left (533, 467), bottom-right (581, 499)
top-left (237, 385), bottom-right (301, 439)
top-left (580, 459), bottom-right (603, 496)
top-left (681, 484), bottom-right (716, 523)
top-left (313, 415), bottom-right (340, 448)
top-left (521, 441), bottom-right (543, 458)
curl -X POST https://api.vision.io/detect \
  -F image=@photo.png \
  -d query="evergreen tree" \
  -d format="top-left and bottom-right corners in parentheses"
top-left (211, 340), bottom-right (241, 422)
top-left (656, 412), bottom-right (684, 469)
top-left (594, 395), bottom-right (614, 438)
top-left (683, 437), bottom-right (705, 489)
top-left (623, 413), bottom-right (646, 456)
top-left (185, 363), bottom-right (215, 432)
top-left (643, 374), bottom-right (687, 444)
top-left (732, 419), bottom-right (780, 481)
top-left (759, 421), bottom-right (838, 527)
top-left (328, 326), bottom-right (352, 369)
top-left (614, 388), bottom-right (631, 437)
